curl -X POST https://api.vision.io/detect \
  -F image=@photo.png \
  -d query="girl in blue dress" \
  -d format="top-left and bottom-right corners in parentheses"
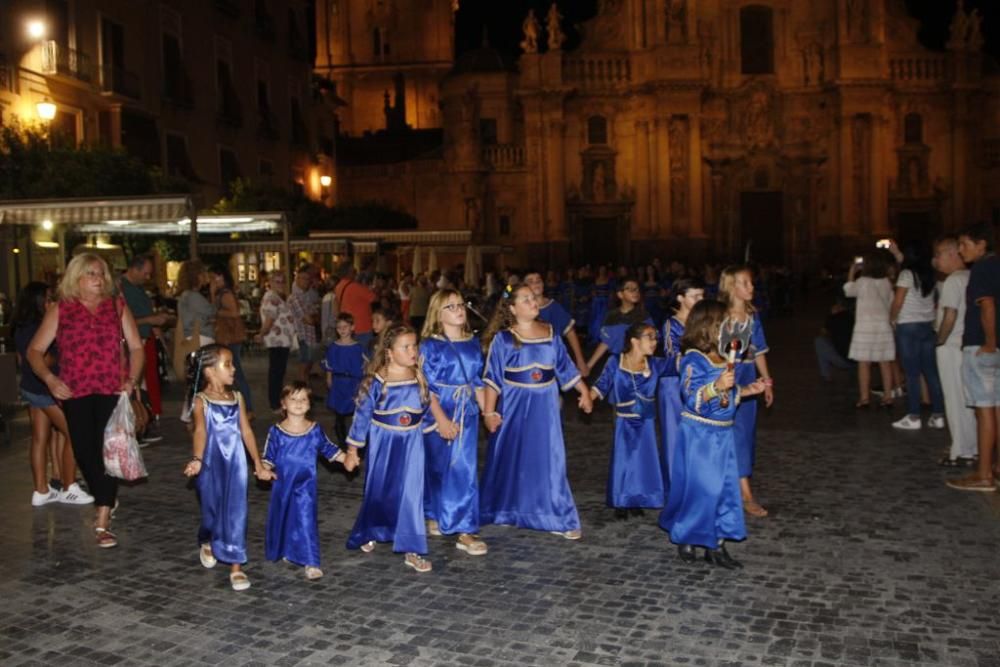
top-left (183, 344), bottom-right (275, 591)
top-left (586, 277), bottom-right (654, 373)
top-left (323, 313), bottom-right (366, 444)
top-left (591, 322), bottom-right (669, 519)
top-left (642, 265), bottom-right (665, 328)
top-left (525, 270), bottom-right (588, 375)
top-left (719, 266), bottom-right (774, 518)
top-left (344, 324), bottom-right (433, 573)
top-left (659, 300), bottom-right (766, 568)
top-left (263, 381), bottom-right (353, 580)
top-left (587, 265), bottom-right (614, 343)
top-left (658, 278), bottom-right (705, 484)
top-left (420, 289), bottom-right (488, 556)
top-left (480, 284), bottom-right (594, 539)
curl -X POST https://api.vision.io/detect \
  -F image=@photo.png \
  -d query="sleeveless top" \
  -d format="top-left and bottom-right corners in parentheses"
top-left (56, 297), bottom-right (122, 397)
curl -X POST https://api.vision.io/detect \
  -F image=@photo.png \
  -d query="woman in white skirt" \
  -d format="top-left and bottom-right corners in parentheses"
top-left (843, 252), bottom-right (895, 408)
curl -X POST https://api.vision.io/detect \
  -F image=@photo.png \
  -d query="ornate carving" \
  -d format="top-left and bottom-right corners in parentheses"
top-left (665, 0), bottom-right (688, 43)
top-left (802, 43), bottom-right (824, 86)
top-left (742, 87), bottom-right (775, 151)
top-left (578, 0), bottom-right (627, 50)
top-left (546, 4), bottom-right (566, 51)
top-left (669, 116), bottom-right (689, 218)
top-left (521, 9), bottom-right (540, 54)
top-left (846, 0), bottom-right (869, 43)
top-left (852, 115), bottom-right (871, 225)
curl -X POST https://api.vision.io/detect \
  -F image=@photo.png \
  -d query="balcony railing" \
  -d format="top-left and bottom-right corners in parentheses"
top-left (257, 108), bottom-right (280, 140)
top-left (0, 60), bottom-right (15, 93)
top-left (41, 40), bottom-right (96, 84)
top-left (483, 144), bottom-right (526, 170)
top-left (215, 0), bottom-right (241, 18)
top-left (100, 63), bottom-right (141, 99)
top-left (889, 56), bottom-right (949, 85)
top-left (563, 54), bottom-right (632, 89)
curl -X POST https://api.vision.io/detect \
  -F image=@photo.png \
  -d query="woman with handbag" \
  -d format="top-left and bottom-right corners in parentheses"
top-left (27, 254), bottom-right (144, 549)
top-left (175, 260), bottom-right (216, 422)
top-left (257, 272), bottom-right (295, 413)
top-left (210, 265), bottom-right (253, 418)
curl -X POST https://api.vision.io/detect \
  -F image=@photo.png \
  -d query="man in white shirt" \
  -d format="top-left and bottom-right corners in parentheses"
top-left (933, 236), bottom-right (977, 465)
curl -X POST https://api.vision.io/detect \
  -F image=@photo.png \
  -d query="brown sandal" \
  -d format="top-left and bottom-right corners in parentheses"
top-left (743, 499), bottom-right (769, 517)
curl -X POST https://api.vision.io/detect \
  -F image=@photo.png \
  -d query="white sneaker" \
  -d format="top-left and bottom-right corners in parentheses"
top-left (927, 415), bottom-right (946, 429)
top-left (892, 415), bottom-right (922, 430)
top-left (31, 486), bottom-right (60, 507)
top-left (59, 482), bottom-right (95, 505)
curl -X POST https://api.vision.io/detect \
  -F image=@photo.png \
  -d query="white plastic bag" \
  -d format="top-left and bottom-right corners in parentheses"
top-left (103, 392), bottom-right (148, 481)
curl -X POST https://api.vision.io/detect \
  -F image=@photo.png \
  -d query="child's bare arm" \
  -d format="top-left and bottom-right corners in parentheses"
top-left (184, 397), bottom-right (207, 477)
top-left (238, 396), bottom-right (275, 480)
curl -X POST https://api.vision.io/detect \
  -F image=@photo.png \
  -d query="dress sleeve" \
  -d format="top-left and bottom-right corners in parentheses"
top-left (316, 427), bottom-right (341, 460)
top-left (751, 316), bottom-right (769, 356)
top-left (649, 356), bottom-right (671, 379)
top-left (843, 281), bottom-right (859, 298)
top-left (420, 343), bottom-right (443, 400)
top-left (592, 356), bottom-right (617, 400)
top-left (469, 343), bottom-right (486, 389)
top-left (262, 426), bottom-right (280, 467)
top-left (554, 330), bottom-right (582, 391)
top-left (681, 354), bottom-right (726, 415)
top-left (483, 333), bottom-right (506, 394)
top-left (346, 379), bottom-right (380, 448)
top-left (600, 323), bottom-right (628, 354)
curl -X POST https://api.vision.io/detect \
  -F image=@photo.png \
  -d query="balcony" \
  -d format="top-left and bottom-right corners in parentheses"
top-left (215, 0), bottom-right (241, 19)
top-left (483, 144), bottom-right (526, 171)
top-left (100, 63), bottom-right (141, 99)
top-left (563, 54), bottom-right (632, 90)
top-left (257, 108), bottom-right (280, 140)
top-left (41, 40), bottom-right (96, 84)
top-left (0, 59), bottom-right (14, 93)
top-left (889, 55), bottom-right (949, 86)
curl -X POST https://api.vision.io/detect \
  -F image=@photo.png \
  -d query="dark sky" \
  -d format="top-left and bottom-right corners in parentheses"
top-left (455, 0), bottom-right (998, 62)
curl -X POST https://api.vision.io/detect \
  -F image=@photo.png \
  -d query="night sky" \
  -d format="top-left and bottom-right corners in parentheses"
top-left (454, 0), bottom-right (999, 63)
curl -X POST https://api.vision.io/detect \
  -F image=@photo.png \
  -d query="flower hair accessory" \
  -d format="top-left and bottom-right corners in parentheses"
top-left (502, 284), bottom-right (514, 299)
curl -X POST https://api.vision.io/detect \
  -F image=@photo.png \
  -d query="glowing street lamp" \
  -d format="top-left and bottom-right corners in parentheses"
top-left (26, 19), bottom-right (47, 40)
top-left (36, 100), bottom-right (57, 121)
top-left (319, 175), bottom-right (332, 187)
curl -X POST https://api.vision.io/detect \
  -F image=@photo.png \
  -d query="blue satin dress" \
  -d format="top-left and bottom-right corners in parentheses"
top-left (643, 282), bottom-right (664, 327)
top-left (599, 310), bottom-right (655, 355)
top-left (481, 327), bottom-right (583, 532)
top-left (196, 392), bottom-right (248, 564)
top-left (346, 376), bottom-right (429, 554)
top-left (537, 299), bottom-right (575, 339)
top-left (421, 334), bottom-right (484, 536)
top-left (588, 281), bottom-right (613, 342)
top-left (658, 317), bottom-right (686, 484)
top-left (659, 351), bottom-right (746, 549)
top-left (263, 423), bottom-right (341, 567)
top-left (733, 315), bottom-right (769, 478)
top-left (593, 355), bottom-right (668, 508)
top-left (323, 340), bottom-right (365, 415)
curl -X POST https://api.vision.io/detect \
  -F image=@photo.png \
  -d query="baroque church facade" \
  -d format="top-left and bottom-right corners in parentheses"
top-left (316, 0), bottom-right (1000, 270)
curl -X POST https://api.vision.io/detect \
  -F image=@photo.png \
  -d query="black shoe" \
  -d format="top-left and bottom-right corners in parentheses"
top-left (677, 544), bottom-right (697, 562)
top-left (704, 544), bottom-right (743, 569)
top-left (629, 508), bottom-right (645, 517)
top-left (613, 508), bottom-right (629, 521)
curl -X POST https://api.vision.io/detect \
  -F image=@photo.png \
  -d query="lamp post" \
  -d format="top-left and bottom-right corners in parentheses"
top-left (319, 174), bottom-right (332, 203)
top-left (25, 19), bottom-right (46, 40)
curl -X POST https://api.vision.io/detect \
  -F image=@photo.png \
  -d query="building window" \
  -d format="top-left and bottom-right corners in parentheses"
top-left (100, 16), bottom-right (139, 98)
top-left (499, 214), bottom-right (511, 237)
top-left (219, 148), bottom-right (241, 195)
top-left (740, 5), bottom-right (774, 75)
top-left (587, 116), bottom-right (608, 145)
top-left (373, 27), bottom-right (390, 59)
top-left (904, 113), bottom-right (923, 144)
top-left (166, 133), bottom-right (198, 180)
top-left (216, 41), bottom-right (242, 127)
top-left (290, 97), bottom-right (308, 147)
top-left (480, 118), bottom-right (498, 146)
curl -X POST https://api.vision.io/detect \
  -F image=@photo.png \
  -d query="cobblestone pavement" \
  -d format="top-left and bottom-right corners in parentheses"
top-left (1, 310), bottom-right (999, 667)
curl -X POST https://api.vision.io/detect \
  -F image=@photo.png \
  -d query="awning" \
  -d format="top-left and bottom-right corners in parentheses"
top-left (78, 213), bottom-right (285, 236)
top-left (310, 229), bottom-right (472, 244)
top-left (201, 238), bottom-right (348, 254)
top-left (0, 195), bottom-right (193, 227)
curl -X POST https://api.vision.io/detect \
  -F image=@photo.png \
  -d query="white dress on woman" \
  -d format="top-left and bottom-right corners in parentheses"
top-left (843, 277), bottom-right (895, 362)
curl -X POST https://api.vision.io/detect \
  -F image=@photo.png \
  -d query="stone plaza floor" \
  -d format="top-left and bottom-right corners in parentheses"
top-left (1, 309), bottom-right (999, 667)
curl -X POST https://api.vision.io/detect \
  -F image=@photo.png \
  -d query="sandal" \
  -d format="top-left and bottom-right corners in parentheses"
top-left (938, 456), bottom-right (977, 468)
top-left (360, 540), bottom-right (376, 553)
top-left (199, 544), bottom-right (217, 569)
top-left (854, 399), bottom-right (870, 409)
top-left (878, 398), bottom-right (894, 409)
top-left (743, 499), bottom-right (769, 517)
top-left (304, 566), bottom-right (324, 580)
top-left (404, 553), bottom-right (432, 573)
top-left (550, 529), bottom-right (583, 540)
top-left (95, 527), bottom-right (118, 549)
top-left (426, 519), bottom-right (442, 537)
top-left (946, 475), bottom-right (996, 492)
top-left (229, 571), bottom-right (251, 591)
top-left (455, 533), bottom-right (488, 556)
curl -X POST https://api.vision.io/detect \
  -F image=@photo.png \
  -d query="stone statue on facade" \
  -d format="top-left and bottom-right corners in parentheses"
top-left (967, 9), bottom-right (984, 51)
top-left (948, 1), bottom-right (969, 49)
top-left (666, 0), bottom-right (688, 43)
top-left (592, 162), bottom-right (607, 202)
top-left (546, 4), bottom-right (566, 51)
top-left (521, 9), bottom-right (540, 54)
top-left (802, 43), bottom-right (824, 86)
top-left (846, 0), bottom-right (869, 42)
top-left (744, 88), bottom-right (774, 150)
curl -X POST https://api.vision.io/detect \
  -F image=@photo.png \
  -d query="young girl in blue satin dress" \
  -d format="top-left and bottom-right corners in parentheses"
top-left (591, 322), bottom-right (668, 518)
top-left (263, 381), bottom-right (353, 580)
top-left (183, 344), bottom-right (275, 591)
top-left (586, 277), bottom-right (655, 373)
top-left (719, 266), bottom-right (774, 518)
top-left (344, 324), bottom-right (433, 573)
top-left (420, 289), bottom-right (488, 556)
top-left (588, 265), bottom-right (614, 343)
top-left (323, 313), bottom-right (366, 444)
top-left (525, 270), bottom-right (588, 375)
top-left (658, 279), bottom-right (705, 484)
top-left (480, 284), bottom-right (594, 539)
top-left (659, 301), bottom-right (766, 568)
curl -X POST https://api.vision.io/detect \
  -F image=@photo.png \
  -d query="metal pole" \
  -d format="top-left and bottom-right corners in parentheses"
top-left (188, 200), bottom-right (198, 260)
top-left (283, 216), bottom-right (291, 286)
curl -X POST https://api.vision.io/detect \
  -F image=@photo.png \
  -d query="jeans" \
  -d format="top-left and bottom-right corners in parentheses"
top-left (267, 346), bottom-right (290, 409)
top-left (895, 322), bottom-right (944, 415)
top-left (227, 343), bottom-right (253, 412)
top-left (814, 336), bottom-right (854, 380)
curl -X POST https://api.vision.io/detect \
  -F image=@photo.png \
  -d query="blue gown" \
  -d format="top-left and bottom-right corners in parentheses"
top-left (557, 279), bottom-right (575, 314)
top-left (658, 317), bottom-right (686, 484)
top-left (323, 341), bottom-right (365, 415)
top-left (196, 392), bottom-right (248, 564)
top-left (263, 423), bottom-right (341, 567)
top-left (599, 309), bottom-right (655, 355)
top-left (733, 315), bottom-right (769, 478)
top-left (537, 299), bottom-right (576, 338)
top-left (420, 334), bottom-right (484, 536)
top-left (659, 351), bottom-right (746, 549)
top-left (593, 355), bottom-right (669, 508)
top-left (643, 282), bottom-right (665, 327)
top-left (346, 376), bottom-right (429, 554)
top-left (588, 281), bottom-right (613, 342)
top-left (481, 327), bottom-right (583, 532)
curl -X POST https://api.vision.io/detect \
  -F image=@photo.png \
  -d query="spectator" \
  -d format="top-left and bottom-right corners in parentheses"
top-left (27, 254), bottom-right (144, 548)
top-left (408, 274), bottom-right (430, 335)
top-left (814, 297), bottom-right (855, 381)
top-left (844, 252), bottom-right (896, 409)
top-left (333, 264), bottom-right (377, 348)
top-left (288, 266), bottom-right (321, 383)
top-left (176, 260), bottom-right (216, 344)
top-left (209, 264), bottom-right (253, 417)
top-left (258, 271), bottom-right (295, 413)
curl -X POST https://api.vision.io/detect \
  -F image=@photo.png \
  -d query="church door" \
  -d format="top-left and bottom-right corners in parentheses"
top-left (740, 192), bottom-right (784, 265)
top-left (580, 217), bottom-right (623, 267)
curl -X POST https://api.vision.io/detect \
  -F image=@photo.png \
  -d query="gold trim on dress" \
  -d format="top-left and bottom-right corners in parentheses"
top-left (509, 325), bottom-right (554, 343)
top-left (505, 379), bottom-right (556, 389)
top-left (680, 411), bottom-right (733, 427)
top-left (506, 363), bottom-right (555, 372)
top-left (274, 422), bottom-right (318, 437)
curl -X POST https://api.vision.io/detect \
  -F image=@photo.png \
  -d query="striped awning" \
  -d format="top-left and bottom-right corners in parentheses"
top-left (200, 238), bottom-right (349, 254)
top-left (310, 229), bottom-right (472, 244)
top-left (0, 195), bottom-right (193, 227)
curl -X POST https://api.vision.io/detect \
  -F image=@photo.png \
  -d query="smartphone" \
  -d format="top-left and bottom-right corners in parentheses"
top-left (854, 256), bottom-right (864, 264)
top-left (876, 238), bottom-right (891, 249)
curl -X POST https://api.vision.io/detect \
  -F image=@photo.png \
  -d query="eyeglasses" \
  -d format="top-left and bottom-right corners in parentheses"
top-left (442, 303), bottom-right (466, 312)
top-left (622, 286), bottom-right (640, 292)
top-left (641, 333), bottom-right (658, 340)
top-left (83, 269), bottom-right (104, 279)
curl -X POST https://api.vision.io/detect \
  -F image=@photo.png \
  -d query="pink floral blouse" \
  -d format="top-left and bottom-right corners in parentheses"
top-left (260, 289), bottom-right (295, 348)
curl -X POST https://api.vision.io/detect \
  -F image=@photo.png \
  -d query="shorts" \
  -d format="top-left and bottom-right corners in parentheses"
top-left (21, 388), bottom-right (57, 409)
top-left (962, 346), bottom-right (1000, 407)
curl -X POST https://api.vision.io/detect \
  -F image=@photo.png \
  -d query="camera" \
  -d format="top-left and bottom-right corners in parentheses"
top-left (876, 238), bottom-right (891, 249)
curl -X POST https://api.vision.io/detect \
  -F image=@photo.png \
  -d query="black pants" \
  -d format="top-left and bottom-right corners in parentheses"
top-left (267, 346), bottom-right (290, 409)
top-left (63, 394), bottom-right (119, 507)
top-left (333, 412), bottom-right (353, 445)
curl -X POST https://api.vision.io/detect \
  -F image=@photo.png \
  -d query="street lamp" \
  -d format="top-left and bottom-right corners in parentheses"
top-left (36, 100), bottom-right (57, 121)
top-left (26, 19), bottom-right (46, 40)
top-left (319, 175), bottom-right (332, 187)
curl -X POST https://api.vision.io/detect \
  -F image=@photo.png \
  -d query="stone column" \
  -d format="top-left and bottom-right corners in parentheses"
top-left (649, 118), bottom-right (660, 235)
top-left (656, 116), bottom-right (670, 235)
top-left (689, 115), bottom-right (704, 237)
top-left (547, 118), bottom-right (567, 241)
top-left (871, 113), bottom-right (889, 236)
top-left (634, 120), bottom-right (651, 237)
top-left (838, 114), bottom-right (858, 234)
